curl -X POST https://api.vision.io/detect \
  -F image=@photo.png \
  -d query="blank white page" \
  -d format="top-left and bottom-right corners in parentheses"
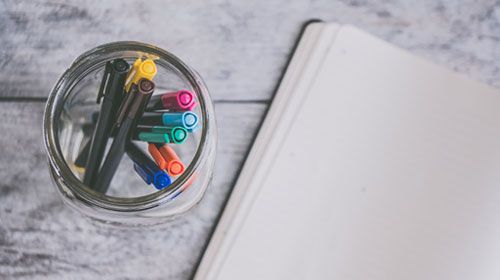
top-left (201, 24), bottom-right (500, 280)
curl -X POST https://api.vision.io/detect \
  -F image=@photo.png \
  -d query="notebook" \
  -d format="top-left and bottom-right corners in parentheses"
top-left (194, 22), bottom-right (500, 280)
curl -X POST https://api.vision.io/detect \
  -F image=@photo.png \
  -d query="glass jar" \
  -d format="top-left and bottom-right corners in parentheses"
top-left (43, 42), bottom-right (217, 226)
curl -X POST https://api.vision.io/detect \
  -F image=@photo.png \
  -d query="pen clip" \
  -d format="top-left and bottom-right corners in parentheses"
top-left (96, 62), bottom-right (112, 104)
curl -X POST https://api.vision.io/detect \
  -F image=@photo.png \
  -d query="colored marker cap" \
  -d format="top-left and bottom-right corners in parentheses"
top-left (179, 91), bottom-right (193, 106)
top-left (171, 127), bottom-right (188, 144)
top-left (169, 162), bottom-right (184, 176)
top-left (183, 112), bottom-right (198, 131)
top-left (152, 171), bottom-right (171, 190)
top-left (140, 59), bottom-right (157, 76)
top-left (138, 132), bottom-right (170, 143)
top-left (177, 90), bottom-right (196, 110)
top-left (158, 145), bottom-right (185, 176)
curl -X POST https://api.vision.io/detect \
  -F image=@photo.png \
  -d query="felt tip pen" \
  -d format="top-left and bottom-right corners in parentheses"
top-left (84, 59), bottom-right (130, 187)
top-left (133, 162), bottom-right (152, 185)
top-left (125, 58), bottom-right (157, 92)
top-left (93, 78), bottom-right (154, 193)
top-left (133, 132), bottom-right (170, 143)
top-left (134, 125), bottom-right (188, 144)
top-left (148, 143), bottom-right (185, 176)
top-left (138, 111), bottom-right (198, 131)
top-left (146, 90), bottom-right (197, 112)
top-left (127, 142), bottom-right (172, 190)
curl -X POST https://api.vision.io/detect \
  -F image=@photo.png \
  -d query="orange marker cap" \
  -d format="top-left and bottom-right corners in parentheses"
top-left (148, 143), bottom-right (168, 170)
top-left (158, 144), bottom-right (185, 176)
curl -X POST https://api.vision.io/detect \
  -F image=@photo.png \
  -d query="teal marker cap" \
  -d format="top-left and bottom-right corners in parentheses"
top-left (138, 132), bottom-right (170, 143)
top-left (150, 126), bottom-right (188, 144)
top-left (171, 127), bottom-right (187, 144)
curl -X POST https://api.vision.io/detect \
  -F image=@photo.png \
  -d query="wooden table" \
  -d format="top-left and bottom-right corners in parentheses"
top-left (1, 1), bottom-right (498, 279)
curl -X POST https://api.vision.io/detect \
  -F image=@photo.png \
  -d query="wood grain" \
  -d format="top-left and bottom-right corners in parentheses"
top-left (0, 101), bottom-right (266, 279)
top-left (0, 0), bottom-right (499, 279)
top-left (0, 0), bottom-right (498, 101)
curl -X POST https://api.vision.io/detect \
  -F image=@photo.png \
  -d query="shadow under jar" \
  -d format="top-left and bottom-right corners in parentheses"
top-left (43, 42), bottom-right (217, 226)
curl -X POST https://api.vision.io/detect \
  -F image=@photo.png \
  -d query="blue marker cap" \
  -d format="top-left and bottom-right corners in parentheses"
top-left (162, 111), bottom-right (199, 131)
top-left (133, 163), bottom-right (152, 185)
top-left (134, 161), bottom-right (172, 190)
top-left (151, 170), bottom-right (172, 190)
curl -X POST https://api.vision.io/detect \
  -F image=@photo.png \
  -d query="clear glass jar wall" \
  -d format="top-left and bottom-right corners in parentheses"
top-left (43, 42), bottom-right (217, 226)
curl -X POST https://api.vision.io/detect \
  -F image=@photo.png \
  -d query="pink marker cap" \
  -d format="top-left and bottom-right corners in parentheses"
top-left (161, 90), bottom-right (197, 111)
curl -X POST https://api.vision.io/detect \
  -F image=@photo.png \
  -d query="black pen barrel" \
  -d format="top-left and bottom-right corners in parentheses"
top-left (137, 112), bottom-right (164, 126)
top-left (84, 59), bottom-right (130, 187)
top-left (93, 79), bottom-right (154, 193)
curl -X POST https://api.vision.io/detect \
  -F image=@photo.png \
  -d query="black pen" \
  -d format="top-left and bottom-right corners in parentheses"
top-left (93, 78), bottom-right (155, 193)
top-left (84, 59), bottom-right (130, 187)
top-left (136, 112), bottom-right (164, 126)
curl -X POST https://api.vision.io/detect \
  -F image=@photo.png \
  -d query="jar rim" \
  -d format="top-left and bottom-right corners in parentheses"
top-left (43, 41), bottom-right (215, 213)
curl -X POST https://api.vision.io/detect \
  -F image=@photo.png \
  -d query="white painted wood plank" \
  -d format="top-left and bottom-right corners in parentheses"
top-left (0, 0), bottom-right (498, 100)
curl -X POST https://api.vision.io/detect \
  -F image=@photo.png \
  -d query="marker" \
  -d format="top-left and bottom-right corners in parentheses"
top-left (93, 79), bottom-right (154, 193)
top-left (84, 59), bottom-right (130, 187)
top-left (133, 132), bottom-right (170, 143)
top-left (133, 162), bottom-right (152, 185)
top-left (131, 126), bottom-right (187, 144)
top-left (127, 142), bottom-right (171, 190)
top-left (146, 90), bottom-right (197, 111)
top-left (152, 126), bottom-right (188, 143)
top-left (148, 143), bottom-right (168, 170)
top-left (125, 58), bottom-right (157, 92)
top-left (148, 143), bottom-right (185, 176)
top-left (138, 111), bottom-right (198, 131)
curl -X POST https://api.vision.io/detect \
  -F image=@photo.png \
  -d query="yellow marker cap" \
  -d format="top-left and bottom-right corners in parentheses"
top-left (125, 58), bottom-right (157, 92)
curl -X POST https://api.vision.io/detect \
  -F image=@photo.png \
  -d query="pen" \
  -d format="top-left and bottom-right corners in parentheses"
top-left (93, 78), bottom-right (154, 193)
top-left (137, 111), bottom-right (199, 131)
top-left (146, 90), bottom-right (197, 112)
top-left (127, 142), bottom-right (172, 190)
top-left (148, 143), bottom-right (185, 176)
top-left (83, 59), bottom-right (130, 187)
top-left (125, 58), bottom-right (157, 92)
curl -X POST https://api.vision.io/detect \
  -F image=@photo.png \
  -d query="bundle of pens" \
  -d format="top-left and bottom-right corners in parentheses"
top-left (74, 58), bottom-right (199, 194)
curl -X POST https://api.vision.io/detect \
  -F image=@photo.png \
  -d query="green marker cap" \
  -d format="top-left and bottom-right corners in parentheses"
top-left (150, 126), bottom-right (188, 144)
top-left (138, 132), bottom-right (170, 143)
top-left (171, 127), bottom-right (187, 144)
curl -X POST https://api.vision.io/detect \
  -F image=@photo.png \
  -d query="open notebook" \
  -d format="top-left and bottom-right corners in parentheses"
top-left (195, 22), bottom-right (500, 280)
